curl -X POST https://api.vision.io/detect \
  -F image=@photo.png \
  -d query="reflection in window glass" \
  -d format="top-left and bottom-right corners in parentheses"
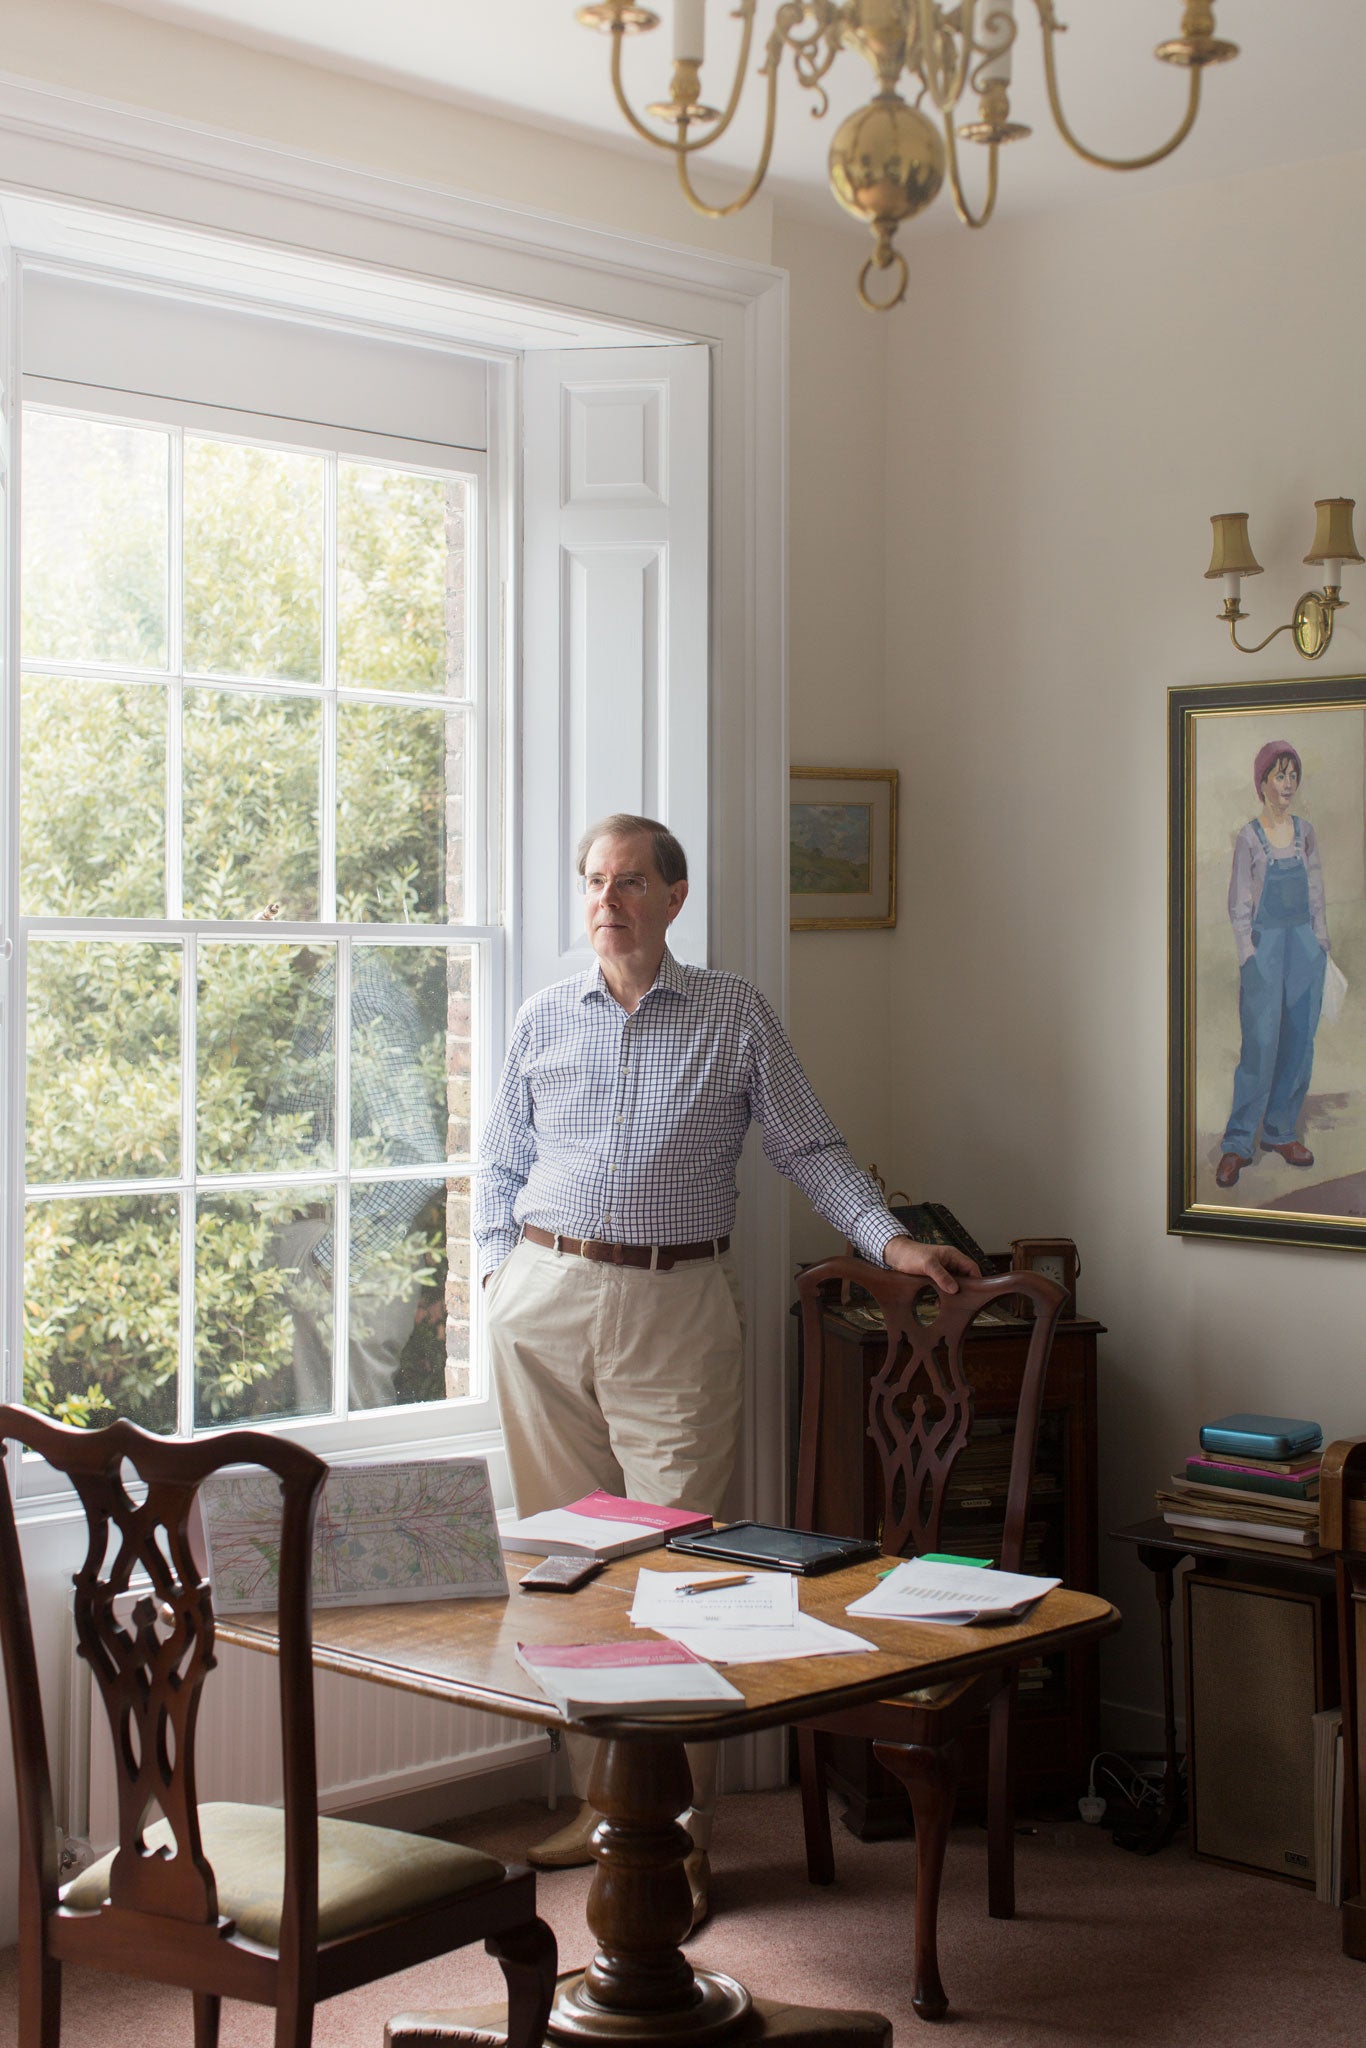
top-left (338, 464), bottom-right (462, 694)
top-left (349, 947), bottom-right (452, 1169)
top-left (183, 688), bottom-right (321, 921)
top-left (21, 676), bottom-right (166, 918)
top-left (183, 437), bottom-right (323, 682)
top-left (195, 1188), bottom-right (333, 1427)
top-left (350, 1186), bottom-right (448, 1410)
top-left (442, 1178), bottom-right (473, 1401)
top-left (24, 1196), bottom-right (180, 1433)
top-left (21, 411), bottom-right (169, 670)
top-left (197, 942), bottom-right (334, 1177)
top-left (337, 702), bottom-right (459, 922)
top-left (26, 941), bottom-right (180, 1185)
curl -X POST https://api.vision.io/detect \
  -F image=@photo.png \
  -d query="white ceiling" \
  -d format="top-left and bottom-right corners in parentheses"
top-left (103, 2), bottom-right (1365, 228)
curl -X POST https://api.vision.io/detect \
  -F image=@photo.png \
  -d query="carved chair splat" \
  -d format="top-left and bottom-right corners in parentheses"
top-left (793, 1259), bottom-right (1066, 2022)
top-left (0, 1407), bottom-right (556, 2048)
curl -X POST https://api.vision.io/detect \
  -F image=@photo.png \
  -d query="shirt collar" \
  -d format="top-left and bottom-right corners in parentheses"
top-left (580, 947), bottom-right (686, 1005)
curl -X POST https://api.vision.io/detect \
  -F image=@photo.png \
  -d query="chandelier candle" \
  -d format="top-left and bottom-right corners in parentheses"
top-left (674, 0), bottom-right (704, 61)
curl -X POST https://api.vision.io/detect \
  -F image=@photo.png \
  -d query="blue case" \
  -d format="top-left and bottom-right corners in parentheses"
top-left (1199, 1412), bottom-right (1322, 1460)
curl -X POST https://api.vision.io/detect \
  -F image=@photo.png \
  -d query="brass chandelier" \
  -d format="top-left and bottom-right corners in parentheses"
top-left (575, 3), bottom-right (1238, 310)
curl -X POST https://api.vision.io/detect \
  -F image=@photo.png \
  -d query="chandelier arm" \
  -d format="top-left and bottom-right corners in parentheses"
top-left (1035, 4), bottom-right (1204, 171)
top-left (606, 4), bottom-right (759, 156)
top-left (943, 115), bottom-right (1000, 230)
top-left (674, 59), bottom-right (785, 217)
top-left (917, 0), bottom-right (978, 113)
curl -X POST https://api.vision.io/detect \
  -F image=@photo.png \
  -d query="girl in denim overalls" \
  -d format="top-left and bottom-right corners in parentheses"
top-left (1216, 741), bottom-right (1331, 1191)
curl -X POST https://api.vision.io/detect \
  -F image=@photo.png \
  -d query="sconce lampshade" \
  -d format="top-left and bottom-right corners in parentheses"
top-left (1205, 512), bottom-right (1263, 581)
top-left (1303, 497), bottom-right (1364, 568)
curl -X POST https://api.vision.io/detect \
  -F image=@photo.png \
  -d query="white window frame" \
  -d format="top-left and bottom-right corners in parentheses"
top-left (0, 125), bottom-right (786, 1561)
top-left (7, 333), bottom-right (513, 1495)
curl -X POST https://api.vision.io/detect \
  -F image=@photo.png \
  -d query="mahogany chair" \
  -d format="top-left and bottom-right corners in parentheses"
top-left (793, 1258), bottom-right (1067, 2022)
top-left (0, 1406), bottom-right (556, 2048)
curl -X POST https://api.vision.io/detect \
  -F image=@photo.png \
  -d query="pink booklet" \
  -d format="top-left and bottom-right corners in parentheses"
top-left (514, 1636), bottom-right (742, 1717)
top-left (500, 1491), bottom-right (712, 1559)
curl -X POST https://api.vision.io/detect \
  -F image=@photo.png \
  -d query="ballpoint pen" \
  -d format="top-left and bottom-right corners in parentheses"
top-left (676, 1572), bottom-right (754, 1595)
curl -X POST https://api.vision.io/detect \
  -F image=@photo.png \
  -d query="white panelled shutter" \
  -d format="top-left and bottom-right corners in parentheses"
top-left (520, 344), bottom-right (710, 1000)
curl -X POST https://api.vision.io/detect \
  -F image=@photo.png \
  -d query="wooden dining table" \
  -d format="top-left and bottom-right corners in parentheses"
top-left (221, 1551), bottom-right (1118, 2048)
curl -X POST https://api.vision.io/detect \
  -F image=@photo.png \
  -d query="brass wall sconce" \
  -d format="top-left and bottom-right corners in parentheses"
top-left (1205, 499), bottom-right (1364, 662)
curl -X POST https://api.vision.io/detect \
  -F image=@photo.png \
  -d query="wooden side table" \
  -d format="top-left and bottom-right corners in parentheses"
top-left (1111, 1518), bottom-right (1337, 1856)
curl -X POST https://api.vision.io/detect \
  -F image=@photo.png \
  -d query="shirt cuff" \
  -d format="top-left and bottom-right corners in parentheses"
top-left (852, 1216), bottom-right (905, 1267)
top-left (478, 1229), bottom-right (519, 1281)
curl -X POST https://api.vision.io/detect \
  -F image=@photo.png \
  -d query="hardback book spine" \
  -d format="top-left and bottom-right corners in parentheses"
top-left (1183, 1458), bottom-right (1319, 1500)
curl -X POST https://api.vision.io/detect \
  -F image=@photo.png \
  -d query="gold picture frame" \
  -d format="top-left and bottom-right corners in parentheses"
top-left (1169, 673), bottom-right (1366, 1252)
top-left (790, 768), bottom-right (898, 931)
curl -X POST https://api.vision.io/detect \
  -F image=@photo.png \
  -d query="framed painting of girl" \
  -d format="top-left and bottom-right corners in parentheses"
top-left (1170, 674), bottom-right (1366, 1249)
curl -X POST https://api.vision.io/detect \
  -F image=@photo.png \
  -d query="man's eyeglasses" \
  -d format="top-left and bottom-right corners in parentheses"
top-left (578, 873), bottom-right (651, 898)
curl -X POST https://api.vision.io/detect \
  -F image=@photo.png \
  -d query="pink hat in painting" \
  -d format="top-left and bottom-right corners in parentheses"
top-left (1254, 740), bottom-right (1302, 797)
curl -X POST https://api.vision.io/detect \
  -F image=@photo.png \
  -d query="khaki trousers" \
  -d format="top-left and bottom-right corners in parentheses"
top-left (486, 1234), bottom-right (746, 1846)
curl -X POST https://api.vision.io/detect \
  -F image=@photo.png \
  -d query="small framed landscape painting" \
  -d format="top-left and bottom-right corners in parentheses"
top-left (790, 768), bottom-right (898, 931)
top-left (1169, 672), bottom-right (1366, 1252)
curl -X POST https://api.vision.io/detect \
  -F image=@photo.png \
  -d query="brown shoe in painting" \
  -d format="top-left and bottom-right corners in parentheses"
top-left (1215, 1152), bottom-right (1247, 1189)
top-left (1262, 1140), bottom-right (1314, 1167)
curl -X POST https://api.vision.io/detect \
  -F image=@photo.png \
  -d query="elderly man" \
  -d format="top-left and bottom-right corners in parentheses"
top-left (474, 813), bottom-right (975, 1926)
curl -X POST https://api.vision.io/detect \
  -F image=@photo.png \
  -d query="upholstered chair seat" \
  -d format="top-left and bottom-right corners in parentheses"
top-left (62, 1803), bottom-right (507, 1946)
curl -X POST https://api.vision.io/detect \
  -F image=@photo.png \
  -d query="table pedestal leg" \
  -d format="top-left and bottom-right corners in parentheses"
top-left (549, 1734), bottom-right (750, 2044)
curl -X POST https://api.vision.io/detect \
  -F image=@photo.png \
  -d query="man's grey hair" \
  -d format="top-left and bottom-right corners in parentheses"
top-left (576, 814), bottom-right (688, 886)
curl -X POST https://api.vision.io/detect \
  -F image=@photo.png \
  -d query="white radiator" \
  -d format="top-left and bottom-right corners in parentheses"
top-left (65, 1614), bottom-right (549, 1858)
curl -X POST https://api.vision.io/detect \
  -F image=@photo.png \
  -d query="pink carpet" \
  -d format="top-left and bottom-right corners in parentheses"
top-left (3, 1788), bottom-right (1363, 2044)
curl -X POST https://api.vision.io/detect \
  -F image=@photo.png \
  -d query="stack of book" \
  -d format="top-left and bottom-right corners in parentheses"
top-left (1157, 1412), bottom-right (1324, 1558)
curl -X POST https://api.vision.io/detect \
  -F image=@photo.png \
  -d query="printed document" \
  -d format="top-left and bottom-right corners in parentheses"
top-left (630, 1568), bottom-right (798, 1631)
top-left (847, 1557), bottom-right (1059, 1626)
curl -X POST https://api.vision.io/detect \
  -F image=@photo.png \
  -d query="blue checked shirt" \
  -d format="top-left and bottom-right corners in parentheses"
top-left (473, 949), bottom-right (903, 1277)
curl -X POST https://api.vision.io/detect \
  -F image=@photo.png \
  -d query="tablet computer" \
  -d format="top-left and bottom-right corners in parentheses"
top-left (665, 1521), bottom-right (880, 1576)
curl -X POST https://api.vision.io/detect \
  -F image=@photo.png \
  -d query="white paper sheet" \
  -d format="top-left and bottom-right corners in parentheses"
top-left (657, 1614), bottom-right (878, 1665)
top-left (845, 1558), bottom-right (1060, 1625)
top-left (630, 1567), bottom-right (799, 1631)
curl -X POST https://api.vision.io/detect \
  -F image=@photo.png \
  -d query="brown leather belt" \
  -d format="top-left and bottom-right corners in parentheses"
top-left (522, 1224), bottom-right (729, 1271)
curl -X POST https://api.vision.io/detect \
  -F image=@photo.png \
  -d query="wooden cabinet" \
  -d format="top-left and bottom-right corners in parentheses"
top-left (1319, 1437), bottom-right (1366, 1957)
top-left (795, 1299), bottom-right (1102, 1835)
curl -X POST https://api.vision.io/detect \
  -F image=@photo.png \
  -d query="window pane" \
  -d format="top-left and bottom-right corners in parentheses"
top-left (183, 688), bottom-right (321, 921)
top-left (443, 1178), bottom-right (473, 1401)
top-left (197, 941), bottom-right (333, 1176)
top-left (350, 945), bottom-right (454, 1170)
top-left (26, 941), bottom-right (180, 1185)
top-left (338, 464), bottom-right (464, 695)
top-left (24, 1195), bottom-right (180, 1433)
top-left (350, 1178), bottom-right (452, 1411)
top-left (183, 437), bottom-right (322, 682)
top-left (337, 702), bottom-right (462, 922)
top-left (21, 676), bottom-right (166, 917)
top-left (195, 1188), bottom-right (333, 1427)
top-left (21, 411), bottom-right (169, 670)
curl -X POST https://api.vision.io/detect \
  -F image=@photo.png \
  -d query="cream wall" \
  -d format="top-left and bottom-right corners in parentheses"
top-left (772, 210), bottom-right (896, 1266)
top-left (880, 148), bottom-right (1366, 1734)
top-left (2, 0), bottom-right (774, 262)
